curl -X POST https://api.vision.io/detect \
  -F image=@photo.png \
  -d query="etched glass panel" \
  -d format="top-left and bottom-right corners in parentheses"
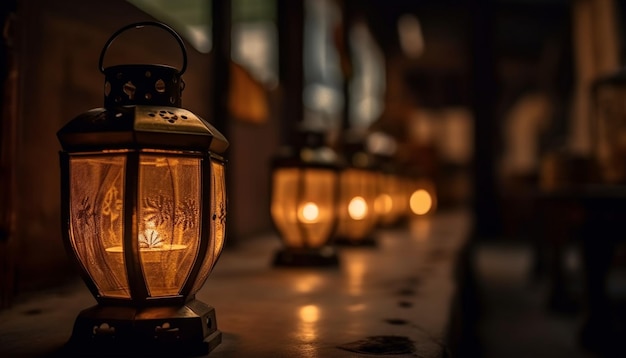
top-left (191, 159), bottom-right (226, 294)
top-left (137, 154), bottom-right (201, 297)
top-left (69, 154), bottom-right (129, 298)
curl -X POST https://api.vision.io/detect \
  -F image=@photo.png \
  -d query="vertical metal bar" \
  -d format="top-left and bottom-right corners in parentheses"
top-left (470, 0), bottom-right (501, 238)
top-left (277, 0), bottom-right (304, 145)
top-left (124, 151), bottom-right (149, 301)
top-left (211, 0), bottom-right (231, 135)
top-left (0, 0), bottom-right (17, 309)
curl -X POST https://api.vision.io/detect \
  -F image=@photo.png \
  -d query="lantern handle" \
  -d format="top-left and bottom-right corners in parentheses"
top-left (99, 21), bottom-right (187, 75)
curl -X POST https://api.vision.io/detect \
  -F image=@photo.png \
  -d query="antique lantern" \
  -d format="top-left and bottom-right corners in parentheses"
top-left (270, 127), bottom-right (340, 266)
top-left (57, 22), bottom-right (228, 355)
top-left (334, 136), bottom-right (378, 245)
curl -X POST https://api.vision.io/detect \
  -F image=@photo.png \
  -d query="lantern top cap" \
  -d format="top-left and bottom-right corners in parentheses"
top-left (57, 21), bottom-right (229, 154)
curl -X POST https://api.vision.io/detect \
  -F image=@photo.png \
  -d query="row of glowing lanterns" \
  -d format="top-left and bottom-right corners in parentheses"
top-left (296, 176), bottom-right (434, 223)
top-left (54, 22), bottom-right (436, 355)
top-left (269, 129), bottom-right (436, 266)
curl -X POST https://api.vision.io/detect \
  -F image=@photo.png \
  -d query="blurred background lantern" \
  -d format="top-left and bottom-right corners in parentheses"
top-left (367, 133), bottom-right (403, 227)
top-left (334, 131), bottom-right (379, 245)
top-left (270, 126), bottom-right (340, 266)
top-left (56, 22), bottom-right (228, 356)
top-left (592, 68), bottom-right (626, 184)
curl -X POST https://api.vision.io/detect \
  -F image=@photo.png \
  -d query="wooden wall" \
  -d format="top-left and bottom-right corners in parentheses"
top-left (6, 0), bottom-right (282, 298)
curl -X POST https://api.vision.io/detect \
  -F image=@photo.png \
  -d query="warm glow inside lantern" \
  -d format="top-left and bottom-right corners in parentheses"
top-left (408, 178), bottom-right (437, 216)
top-left (334, 142), bottom-right (378, 245)
top-left (57, 22), bottom-right (228, 355)
top-left (375, 172), bottom-right (402, 226)
top-left (270, 129), bottom-right (340, 266)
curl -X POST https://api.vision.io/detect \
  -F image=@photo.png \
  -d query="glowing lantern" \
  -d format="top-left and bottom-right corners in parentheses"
top-left (270, 128), bottom-right (340, 266)
top-left (57, 22), bottom-right (227, 355)
top-left (334, 138), bottom-right (378, 245)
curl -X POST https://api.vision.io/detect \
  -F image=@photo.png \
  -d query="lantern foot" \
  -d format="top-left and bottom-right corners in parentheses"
top-left (333, 235), bottom-right (378, 247)
top-left (63, 299), bottom-right (221, 356)
top-left (273, 247), bottom-right (340, 267)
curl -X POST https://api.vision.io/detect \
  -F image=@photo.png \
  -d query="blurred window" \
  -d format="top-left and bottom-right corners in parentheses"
top-left (127, 0), bottom-right (212, 53)
top-left (349, 20), bottom-right (385, 129)
top-left (231, 0), bottom-right (278, 88)
top-left (303, 0), bottom-right (343, 128)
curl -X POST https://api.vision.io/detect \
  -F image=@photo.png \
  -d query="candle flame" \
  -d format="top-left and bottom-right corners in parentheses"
top-left (348, 196), bottom-right (368, 220)
top-left (410, 189), bottom-right (432, 215)
top-left (299, 202), bottom-right (320, 223)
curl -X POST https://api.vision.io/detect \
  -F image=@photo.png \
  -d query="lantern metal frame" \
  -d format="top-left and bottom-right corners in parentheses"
top-left (56, 22), bottom-right (227, 356)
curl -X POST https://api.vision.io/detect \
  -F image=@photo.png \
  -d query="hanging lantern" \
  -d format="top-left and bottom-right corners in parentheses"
top-left (334, 137), bottom-right (378, 246)
top-left (57, 22), bottom-right (228, 355)
top-left (270, 128), bottom-right (340, 266)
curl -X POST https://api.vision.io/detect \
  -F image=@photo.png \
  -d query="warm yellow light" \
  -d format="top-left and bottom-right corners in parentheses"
top-left (410, 189), bottom-right (432, 215)
top-left (298, 202), bottom-right (320, 223)
top-left (346, 256), bottom-right (366, 295)
top-left (374, 194), bottom-right (393, 214)
top-left (348, 196), bottom-right (368, 220)
top-left (296, 304), bottom-right (319, 342)
top-left (299, 305), bottom-right (320, 323)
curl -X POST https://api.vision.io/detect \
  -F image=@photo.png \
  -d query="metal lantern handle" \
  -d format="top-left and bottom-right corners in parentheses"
top-left (99, 21), bottom-right (188, 75)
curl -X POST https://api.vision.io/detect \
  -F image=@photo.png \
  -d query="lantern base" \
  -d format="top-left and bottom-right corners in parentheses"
top-left (63, 299), bottom-right (221, 356)
top-left (273, 247), bottom-right (340, 267)
top-left (333, 235), bottom-right (378, 247)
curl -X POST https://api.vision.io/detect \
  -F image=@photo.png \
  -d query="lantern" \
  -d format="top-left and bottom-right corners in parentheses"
top-left (57, 22), bottom-right (228, 355)
top-left (592, 68), bottom-right (626, 184)
top-left (334, 137), bottom-right (378, 246)
top-left (270, 128), bottom-right (340, 266)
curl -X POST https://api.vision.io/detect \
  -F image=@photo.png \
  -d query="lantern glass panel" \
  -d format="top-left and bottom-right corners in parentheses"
top-left (68, 154), bottom-right (130, 298)
top-left (271, 167), bottom-right (336, 248)
top-left (375, 173), bottom-right (400, 225)
top-left (336, 168), bottom-right (377, 239)
top-left (191, 159), bottom-right (226, 294)
top-left (135, 154), bottom-right (201, 297)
